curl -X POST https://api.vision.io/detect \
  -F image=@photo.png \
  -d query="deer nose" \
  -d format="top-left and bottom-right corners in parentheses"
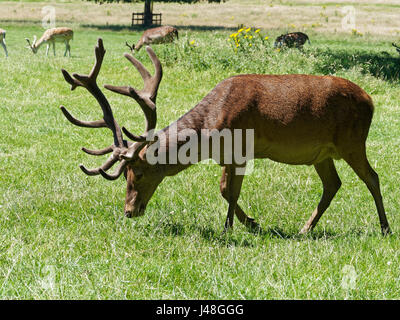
top-left (125, 210), bottom-right (133, 218)
top-left (124, 203), bottom-right (146, 218)
top-left (124, 203), bottom-right (134, 218)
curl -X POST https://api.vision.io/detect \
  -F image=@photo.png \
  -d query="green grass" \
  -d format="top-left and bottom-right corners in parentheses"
top-left (1, 22), bottom-right (400, 299)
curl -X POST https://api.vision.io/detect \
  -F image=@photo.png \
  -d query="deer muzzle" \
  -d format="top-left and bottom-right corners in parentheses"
top-left (124, 200), bottom-right (146, 218)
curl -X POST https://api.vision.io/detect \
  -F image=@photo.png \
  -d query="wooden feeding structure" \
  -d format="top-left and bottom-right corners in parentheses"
top-left (132, 0), bottom-right (162, 27)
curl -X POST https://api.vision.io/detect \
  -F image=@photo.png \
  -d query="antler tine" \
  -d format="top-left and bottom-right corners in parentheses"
top-left (121, 46), bottom-right (162, 101)
top-left (103, 46), bottom-right (162, 147)
top-left (79, 154), bottom-right (119, 176)
top-left (82, 146), bottom-right (113, 156)
top-left (81, 141), bottom-right (132, 156)
top-left (61, 38), bottom-right (124, 148)
top-left (89, 38), bottom-right (105, 81)
top-left (64, 38), bottom-right (105, 89)
top-left (99, 160), bottom-right (127, 180)
top-left (60, 105), bottom-right (106, 128)
top-left (144, 46), bottom-right (163, 100)
top-left (122, 126), bottom-right (147, 142)
top-left (124, 52), bottom-right (152, 82)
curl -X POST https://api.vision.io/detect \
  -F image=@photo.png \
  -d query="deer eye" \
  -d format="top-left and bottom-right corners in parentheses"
top-left (135, 172), bottom-right (144, 181)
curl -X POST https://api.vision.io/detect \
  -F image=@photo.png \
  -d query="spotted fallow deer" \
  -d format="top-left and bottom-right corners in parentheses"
top-left (60, 38), bottom-right (391, 235)
top-left (26, 27), bottom-right (73, 57)
top-left (126, 25), bottom-right (178, 52)
top-left (0, 29), bottom-right (7, 57)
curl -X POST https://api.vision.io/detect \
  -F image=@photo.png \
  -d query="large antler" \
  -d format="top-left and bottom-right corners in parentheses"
top-left (104, 46), bottom-right (162, 160)
top-left (60, 38), bottom-right (128, 180)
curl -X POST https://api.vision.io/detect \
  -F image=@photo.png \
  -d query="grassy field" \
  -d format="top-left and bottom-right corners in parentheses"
top-left (1, 1), bottom-right (400, 299)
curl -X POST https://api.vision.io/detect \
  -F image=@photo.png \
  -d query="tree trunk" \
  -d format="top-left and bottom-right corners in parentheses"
top-left (144, 0), bottom-right (153, 27)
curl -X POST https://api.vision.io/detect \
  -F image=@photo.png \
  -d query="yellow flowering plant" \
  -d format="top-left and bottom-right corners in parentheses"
top-left (228, 26), bottom-right (269, 53)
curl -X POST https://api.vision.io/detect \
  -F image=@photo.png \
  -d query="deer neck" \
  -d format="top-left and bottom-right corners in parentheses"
top-left (33, 36), bottom-right (47, 50)
top-left (141, 105), bottom-right (218, 177)
top-left (134, 40), bottom-right (143, 51)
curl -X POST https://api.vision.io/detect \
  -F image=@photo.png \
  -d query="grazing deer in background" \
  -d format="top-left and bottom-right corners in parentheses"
top-left (274, 32), bottom-right (310, 49)
top-left (126, 25), bottom-right (178, 52)
top-left (26, 27), bottom-right (73, 57)
top-left (60, 38), bottom-right (391, 235)
top-left (0, 28), bottom-right (8, 57)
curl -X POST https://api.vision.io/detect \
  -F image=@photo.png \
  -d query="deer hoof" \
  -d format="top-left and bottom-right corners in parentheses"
top-left (381, 226), bottom-right (392, 236)
top-left (299, 225), bottom-right (311, 235)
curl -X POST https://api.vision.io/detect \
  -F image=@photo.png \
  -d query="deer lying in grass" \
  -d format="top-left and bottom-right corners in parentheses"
top-left (60, 38), bottom-right (391, 235)
top-left (26, 27), bottom-right (73, 57)
top-left (274, 32), bottom-right (310, 49)
top-left (126, 25), bottom-right (178, 52)
top-left (0, 29), bottom-right (7, 57)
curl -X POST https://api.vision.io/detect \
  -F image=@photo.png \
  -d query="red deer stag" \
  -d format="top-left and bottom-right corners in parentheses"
top-left (60, 38), bottom-right (391, 235)
top-left (26, 27), bottom-right (73, 57)
top-left (126, 26), bottom-right (178, 52)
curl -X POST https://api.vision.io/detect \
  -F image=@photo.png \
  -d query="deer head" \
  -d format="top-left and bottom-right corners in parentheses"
top-left (25, 35), bottom-right (38, 53)
top-left (60, 38), bottom-right (163, 217)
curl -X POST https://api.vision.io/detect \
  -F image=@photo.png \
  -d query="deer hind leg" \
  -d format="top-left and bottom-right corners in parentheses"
top-left (46, 44), bottom-right (50, 56)
top-left (220, 166), bottom-right (259, 231)
top-left (53, 42), bottom-right (56, 56)
top-left (300, 158), bottom-right (341, 234)
top-left (342, 147), bottom-right (391, 235)
top-left (67, 41), bottom-right (71, 57)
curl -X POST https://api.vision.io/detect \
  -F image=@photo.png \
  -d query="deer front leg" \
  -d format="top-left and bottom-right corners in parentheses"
top-left (300, 158), bottom-right (341, 234)
top-left (223, 165), bottom-right (243, 231)
top-left (53, 42), bottom-right (56, 56)
top-left (64, 41), bottom-right (71, 57)
top-left (46, 44), bottom-right (50, 56)
top-left (67, 42), bottom-right (71, 57)
top-left (1, 40), bottom-right (7, 57)
top-left (220, 166), bottom-right (260, 230)
top-left (220, 166), bottom-right (259, 231)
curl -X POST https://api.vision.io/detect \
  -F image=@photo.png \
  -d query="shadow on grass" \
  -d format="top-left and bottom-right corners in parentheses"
top-left (311, 47), bottom-right (400, 81)
top-left (81, 24), bottom-right (146, 32)
top-left (155, 218), bottom-right (392, 247)
top-left (80, 24), bottom-right (238, 32)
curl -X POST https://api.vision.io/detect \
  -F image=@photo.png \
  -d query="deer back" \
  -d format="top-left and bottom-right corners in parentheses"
top-left (159, 74), bottom-right (374, 165)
